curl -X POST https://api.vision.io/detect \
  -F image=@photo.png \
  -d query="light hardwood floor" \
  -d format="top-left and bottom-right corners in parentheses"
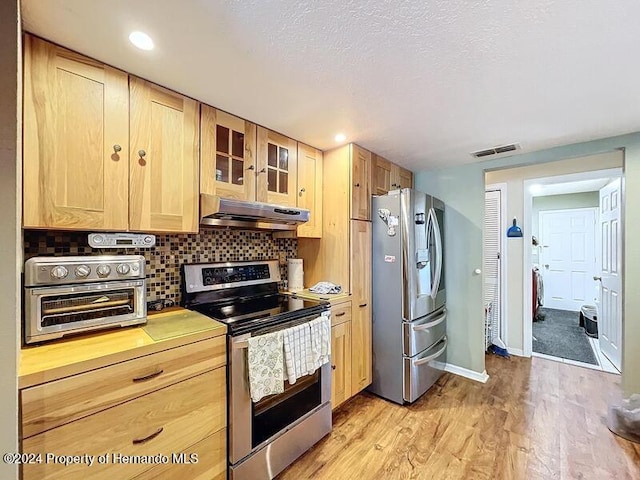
top-left (278, 355), bottom-right (640, 480)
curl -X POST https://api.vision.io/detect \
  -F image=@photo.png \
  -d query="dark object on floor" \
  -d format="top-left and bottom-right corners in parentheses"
top-left (533, 307), bottom-right (598, 365)
top-left (580, 305), bottom-right (598, 338)
top-left (488, 344), bottom-right (510, 358)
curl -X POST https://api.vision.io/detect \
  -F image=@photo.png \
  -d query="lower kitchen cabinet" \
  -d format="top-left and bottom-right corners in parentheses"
top-left (19, 315), bottom-right (227, 480)
top-left (331, 302), bottom-right (352, 409)
top-left (329, 299), bottom-right (372, 409)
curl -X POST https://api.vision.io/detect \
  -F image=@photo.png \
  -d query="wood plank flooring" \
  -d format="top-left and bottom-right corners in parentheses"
top-left (278, 355), bottom-right (640, 480)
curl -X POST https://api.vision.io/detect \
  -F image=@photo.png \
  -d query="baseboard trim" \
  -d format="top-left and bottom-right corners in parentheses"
top-left (444, 363), bottom-right (490, 383)
top-left (507, 347), bottom-right (526, 357)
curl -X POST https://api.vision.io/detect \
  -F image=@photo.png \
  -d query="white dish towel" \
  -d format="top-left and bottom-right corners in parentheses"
top-left (247, 331), bottom-right (284, 403)
top-left (283, 322), bottom-right (314, 384)
top-left (309, 315), bottom-right (331, 371)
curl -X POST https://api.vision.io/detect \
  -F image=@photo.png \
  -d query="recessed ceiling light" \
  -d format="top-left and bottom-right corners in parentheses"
top-left (334, 133), bottom-right (346, 142)
top-left (129, 31), bottom-right (154, 51)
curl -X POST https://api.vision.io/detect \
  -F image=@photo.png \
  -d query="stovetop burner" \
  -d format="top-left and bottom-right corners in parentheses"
top-left (182, 260), bottom-right (330, 336)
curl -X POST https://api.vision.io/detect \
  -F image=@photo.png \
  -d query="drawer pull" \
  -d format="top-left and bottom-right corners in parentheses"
top-left (359, 303), bottom-right (368, 308)
top-left (132, 369), bottom-right (164, 383)
top-left (132, 427), bottom-right (164, 445)
top-left (335, 312), bottom-right (346, 317)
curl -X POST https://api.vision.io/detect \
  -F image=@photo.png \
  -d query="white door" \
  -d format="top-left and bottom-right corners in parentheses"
top-left (540, 208), bottom-right (597, 311)
top-left (599, 179), bottom-right (622, 371)
top-left (484, 189), bottom-right (503, 350)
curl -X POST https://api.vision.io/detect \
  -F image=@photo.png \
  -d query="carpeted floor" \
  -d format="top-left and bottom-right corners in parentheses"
top-left (533, 307), bottom-right (598, 365)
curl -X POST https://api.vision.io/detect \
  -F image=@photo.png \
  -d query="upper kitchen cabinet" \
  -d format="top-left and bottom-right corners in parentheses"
top-left (129, 77), bottom-right (200, 233)
top-left (372, 153), bottom-right (414, 195)
top-left (395, 166), bottom-right (413, 189)
top-left (200, 105), bottom-right (257, 201)
top-left (351, 144), bottom-right (372, 221)
top-left (296, 143), bottom-right (323, 238)
top-left (257, 127), bottom-right (298, 207)
top-left (23, 35), bottom-right (129, 230)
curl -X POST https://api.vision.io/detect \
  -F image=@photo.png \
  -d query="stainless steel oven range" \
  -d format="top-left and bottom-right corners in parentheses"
top-left (182, 259), bottom-right (331, 480)
top-left (24, 255), bottom-right (147, 344)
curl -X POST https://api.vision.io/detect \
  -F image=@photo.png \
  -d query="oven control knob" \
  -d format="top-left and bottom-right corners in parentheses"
top-left (50, 265), bottom-right (68, 280)
top-left (74, 264), bottom-right (91, 278)
top-left (96, 264), bottom-right (111, 278)
top-left (116, 264), bottom-right (131, 275)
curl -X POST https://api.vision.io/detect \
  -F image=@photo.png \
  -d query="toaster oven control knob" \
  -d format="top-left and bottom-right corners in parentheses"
top-left (116, 264), bottom-right (131, 275)
top-left (96, 264), bottom-right (111, 278)
top-left (50, 265), bottom-right (69, 280)
top-left (74, 264), bottom-right (91, 278)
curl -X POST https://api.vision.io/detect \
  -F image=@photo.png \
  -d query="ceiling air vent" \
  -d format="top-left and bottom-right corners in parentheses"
top-left (471, 143), bottom-right (520, 159)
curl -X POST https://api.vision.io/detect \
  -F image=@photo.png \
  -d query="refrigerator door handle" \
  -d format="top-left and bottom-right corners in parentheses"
top-left (429, 207), bottom-right (443, 299)
top-left (412, 310), bottom-right (447, 331)
top-left (412, 336), bottom-right (447, 366)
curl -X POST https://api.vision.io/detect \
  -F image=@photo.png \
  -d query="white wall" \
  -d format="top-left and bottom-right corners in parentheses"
top-left (0, 0), bottom-right (20, 477)
top-left (485, 152), bottom-right (623, 352)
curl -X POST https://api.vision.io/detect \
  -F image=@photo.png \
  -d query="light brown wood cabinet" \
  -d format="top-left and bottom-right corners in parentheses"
top-left (330, 301), bottom-right (352, 409)
top-left (373, 153), bottom-right (413, 195)
top-left (23, 35), bottom-right (130, 231)
top-left (20, 336), bottom-right (227, 480)
top-left (257, 127), bottom-right (298, 207)
top-left (296, 143), bottom-right (323, 238)
top-left (350, 220), bottom-right (372, 394)
top-left (200, 105), bottom-right (257, 202)
top-left (298, 143), bottom-right (372, 398)
top-left (351, 144), bottom-right (372, 221)
top-left (23, 35), bottom-right (200, 234)
top-left (129, 77), bottom-right (199, 233)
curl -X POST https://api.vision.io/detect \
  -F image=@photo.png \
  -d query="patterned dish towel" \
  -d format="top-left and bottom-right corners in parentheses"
top-left (309, 282), bottom-right (342, 294)
top-left (247, 331), bottom-right (284, 403)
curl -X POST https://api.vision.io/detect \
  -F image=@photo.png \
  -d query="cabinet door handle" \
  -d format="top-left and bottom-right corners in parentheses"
top-left (359, 303), bottom-right (368, 308)
top-left (299, 187), bottom-right (306, 197)
top-left (132, 369), bottom-right (164, 383)
top-left (132, 427), bottom-right (164, 445)
top-left (354, 183), bottom-right (360, 187)
top-left (335, 312), bottom-right (346, 317)
top-left (331, 365), bottom-right (336, 370)
top-left (247, 165), bottom-right (255, 170)
top-left (138, 149), bottom-right (146, 158)
top-left (113, 144), bottom-right (122, 153)
top-left (258, 167), bottom-right (266, 174)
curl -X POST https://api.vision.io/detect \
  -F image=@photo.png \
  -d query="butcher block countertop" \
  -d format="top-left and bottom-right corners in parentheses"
top-left (19, 308), bottom-right (226, 389)
top-left (286, 289), bottom-right (351, 305)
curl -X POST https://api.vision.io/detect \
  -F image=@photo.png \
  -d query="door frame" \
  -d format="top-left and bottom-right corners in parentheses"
top-left (522, 167), bottom-right (623, 357)
top-left (485, 183), bottom-right (508, 350)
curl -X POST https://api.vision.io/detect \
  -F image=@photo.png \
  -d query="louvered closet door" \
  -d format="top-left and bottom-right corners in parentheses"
top-left (484, 190), bottom-right (502, 350)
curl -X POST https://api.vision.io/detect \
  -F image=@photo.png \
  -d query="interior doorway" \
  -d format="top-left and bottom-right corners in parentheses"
top-left (525, 169), bottom-right (622, 373)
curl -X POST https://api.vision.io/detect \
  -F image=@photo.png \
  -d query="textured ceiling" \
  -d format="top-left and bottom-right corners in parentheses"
top-left (21, 0), bottom-right (640, 171)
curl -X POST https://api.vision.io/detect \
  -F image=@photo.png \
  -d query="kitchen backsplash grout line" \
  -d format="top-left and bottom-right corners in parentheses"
top-left (23, 230), bottom-right (297, 305)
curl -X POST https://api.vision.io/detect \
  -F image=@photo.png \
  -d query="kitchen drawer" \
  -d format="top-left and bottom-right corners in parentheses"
top-left (21, 336), bottom-right (225, 438)
top-left (331, 301), bottom-right (351, 327)
top-left (133, 428), bottom-right (226, 480)
top-left (22, 368), bottom-right (226, 480)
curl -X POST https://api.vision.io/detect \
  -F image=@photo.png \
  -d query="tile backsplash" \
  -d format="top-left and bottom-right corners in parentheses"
top-left (23, 230), bottom-right (297, 304)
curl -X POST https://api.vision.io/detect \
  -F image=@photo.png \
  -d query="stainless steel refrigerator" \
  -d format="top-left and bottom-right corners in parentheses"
top-left (368, 188), bottom-right (447, 404)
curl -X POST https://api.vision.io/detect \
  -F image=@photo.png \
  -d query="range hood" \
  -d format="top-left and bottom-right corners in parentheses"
top-left (200, 194), bottom-right (310, 231)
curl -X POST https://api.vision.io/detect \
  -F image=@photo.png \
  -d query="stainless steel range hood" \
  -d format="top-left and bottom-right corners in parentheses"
top-left (200, 194), bottom-right (310, 231)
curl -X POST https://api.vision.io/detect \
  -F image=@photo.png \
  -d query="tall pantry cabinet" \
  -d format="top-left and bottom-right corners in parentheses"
top-left (298, 143), bottom-right (373, 398)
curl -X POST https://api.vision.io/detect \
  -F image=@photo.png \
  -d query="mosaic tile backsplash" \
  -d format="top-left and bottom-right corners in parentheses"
top-left (24, 230), bottom-right (297, 305)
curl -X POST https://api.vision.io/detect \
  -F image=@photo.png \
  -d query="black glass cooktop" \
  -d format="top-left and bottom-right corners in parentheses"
top-left (192, 294), bottom-right (329, 336)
